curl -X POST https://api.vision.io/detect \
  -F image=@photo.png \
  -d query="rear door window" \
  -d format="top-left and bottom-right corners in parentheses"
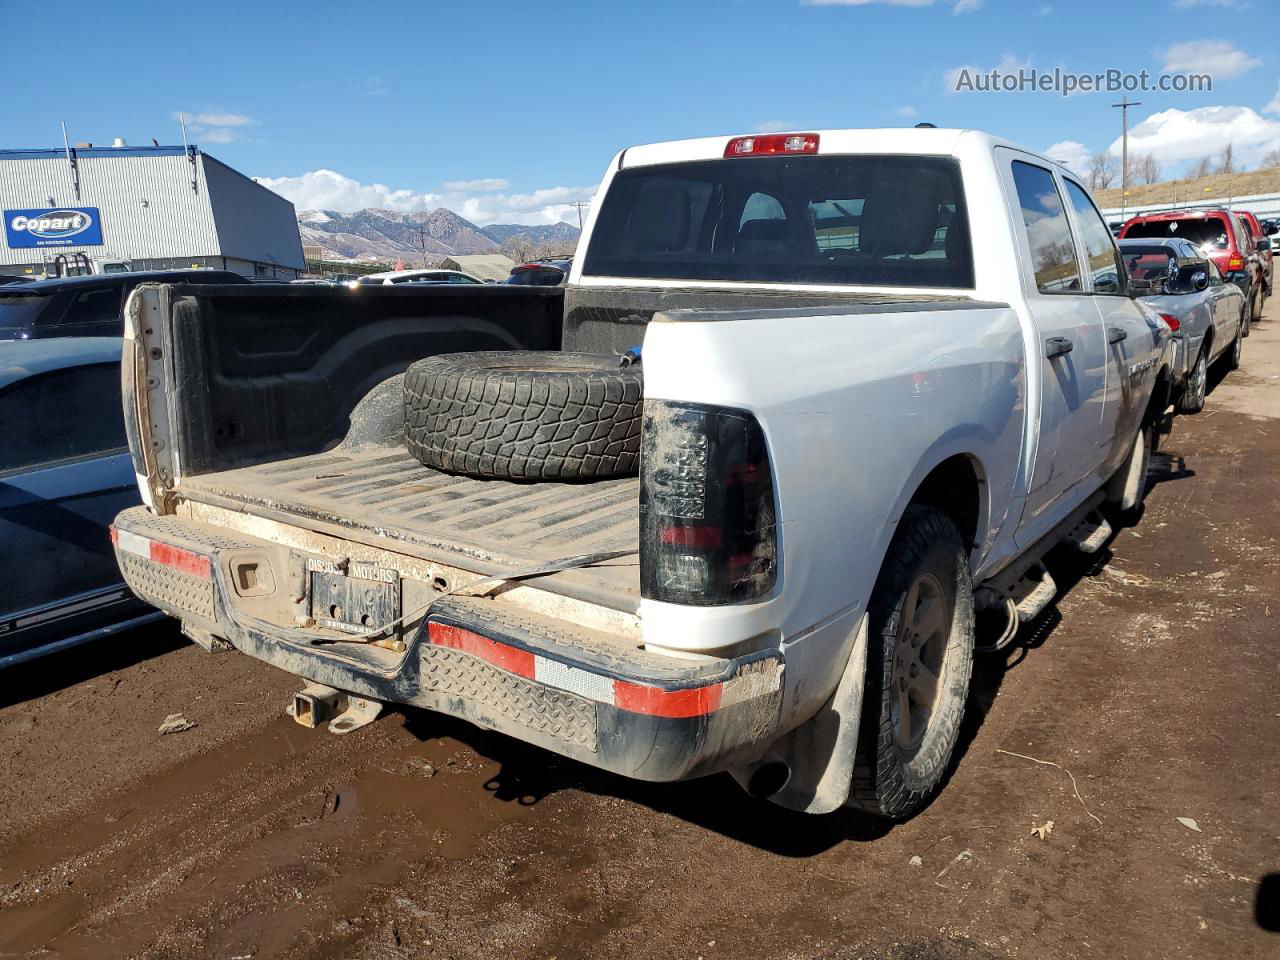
top-left (1010, 161), bottom-right (1081, 293)
top-left (1063, 180), bottom-right (1125, 293)
top-left (58, 287), bottom-right (122, 329)
top-left (583, 154), bottom-right (974, 288)
top-left (0, 295), bottom-right (51, 338)
top-left (0, 363), bottom-right (127, 473)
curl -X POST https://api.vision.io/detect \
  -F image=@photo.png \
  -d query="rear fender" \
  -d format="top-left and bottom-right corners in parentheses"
top-left (638, 301), bottom-right (1024, 730)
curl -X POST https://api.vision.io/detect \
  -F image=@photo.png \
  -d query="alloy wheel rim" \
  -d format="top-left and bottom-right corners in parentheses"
top-left (890, 572), bottom-right (950, 752)
top-left (1193, 355), bottom-right (1206, 405)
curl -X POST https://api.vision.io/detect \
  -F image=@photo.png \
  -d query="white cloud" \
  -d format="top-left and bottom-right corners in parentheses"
top-left (897, 105), bottom-right (918, 117)
top-left (174, 110), bottom-right (256, 144)
top-left (443, 178), bottom-right (510, 191)
top-left (255, 168), bottom-right (597, 226)
top-left (1265, 80), bottom-right (1280, 114)
top-left (1108, 105), bottom-right (1280, 171)
top-left (1044, 139), bottom-right (1090, 176)
top-left (1160, 39), bottom-right (1261, 80)
top-left (356, 75), bottom-right (388, 97)
top-left (1172, 0), bottom-right (1241, 7)
top-left (944, 53), bottom-right (1031, 93)
top-left (953, 0), bottom-right (981, 12)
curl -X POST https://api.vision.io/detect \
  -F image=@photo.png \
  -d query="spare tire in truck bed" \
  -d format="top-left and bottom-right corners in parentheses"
top-left (403, 351), bottom-right (643, 480)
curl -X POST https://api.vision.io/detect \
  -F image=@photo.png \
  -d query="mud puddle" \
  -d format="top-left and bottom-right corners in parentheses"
top-left (0, 713), bottom-right (534, 958)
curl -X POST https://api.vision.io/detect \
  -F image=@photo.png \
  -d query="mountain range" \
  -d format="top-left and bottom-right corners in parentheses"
top-left (297, 208), bottom-right (581, 263)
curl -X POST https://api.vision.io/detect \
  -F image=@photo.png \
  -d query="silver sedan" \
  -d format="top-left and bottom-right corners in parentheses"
top-left (1120, 237), bottom-right (1247, 414)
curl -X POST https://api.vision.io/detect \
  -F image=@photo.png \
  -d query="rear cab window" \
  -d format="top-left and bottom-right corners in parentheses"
top-left (1123, 216), bottom-right (1230, 251)
top-left (582, 154), bottom-right (974, 288)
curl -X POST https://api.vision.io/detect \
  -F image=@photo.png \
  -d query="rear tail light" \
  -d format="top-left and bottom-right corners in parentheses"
top-left (1158, 312), bottom-right (1180, 332)
top-left (640, 401), bottom-right (778, 605)
top-left (724, 133), bottom-right (819, 158)
top-left (1227, 254), bottom-right (1244, 271)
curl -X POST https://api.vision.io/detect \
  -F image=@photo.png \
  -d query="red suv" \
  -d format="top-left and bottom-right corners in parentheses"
top-left (1120, 209), bottom-right (1266, 328)
top-left (1236, 210), bottom-right (1274, 296)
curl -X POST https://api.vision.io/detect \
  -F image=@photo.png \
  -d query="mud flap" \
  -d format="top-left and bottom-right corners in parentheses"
top-left (748, 614), bottom-right (869, 814)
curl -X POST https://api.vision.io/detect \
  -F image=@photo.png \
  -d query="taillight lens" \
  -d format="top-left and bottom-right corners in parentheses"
top-left (724, 133), bottom-right (819, 158)
top-left (1158, 312), bottom-right (1180, 332)
top-left (640, 401), bottom-right (778, 605)
top-left (1227, 254), bottom-right (1244, 271)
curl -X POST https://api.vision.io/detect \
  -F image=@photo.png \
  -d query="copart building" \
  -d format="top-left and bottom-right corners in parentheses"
top-left (0, 143), bottom-right (304, 279)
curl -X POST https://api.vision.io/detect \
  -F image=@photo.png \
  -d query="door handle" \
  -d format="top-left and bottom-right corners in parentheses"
top-left (1045, 336), bottom-right (1073, 358)
top-left (1108, 326), bottom-right (1128, 344)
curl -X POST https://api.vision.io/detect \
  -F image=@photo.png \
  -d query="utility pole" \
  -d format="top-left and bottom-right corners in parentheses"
top-left (415, 226), bottom-right (429, 268)
top-left (1112, 96), bottom-right (1141, 216)
top-left (571, 201), bottom-right (590, 230)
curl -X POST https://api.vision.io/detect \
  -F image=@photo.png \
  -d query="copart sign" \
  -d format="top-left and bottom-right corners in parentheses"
top-left (4, 207), bottom-right (104, 248)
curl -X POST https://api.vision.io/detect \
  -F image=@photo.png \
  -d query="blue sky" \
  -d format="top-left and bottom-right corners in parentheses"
top-left (3, 0), bottom-right (1278, 224)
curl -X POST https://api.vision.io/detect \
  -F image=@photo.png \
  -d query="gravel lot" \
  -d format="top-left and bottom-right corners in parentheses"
top-left (2, 313), bottom-right (1278, 960)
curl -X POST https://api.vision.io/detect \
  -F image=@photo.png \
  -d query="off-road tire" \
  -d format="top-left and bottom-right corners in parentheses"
top-left (846, 505), bottom-right (974, 820)
top-left (403, 351), bottom-right (642, 480)
top-left (1178, 348), bottom-right (1207, 414)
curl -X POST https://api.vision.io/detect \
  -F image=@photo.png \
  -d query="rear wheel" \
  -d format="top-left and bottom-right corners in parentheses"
top-left (847, 506), bottom-right (974, 820)
top-left (1177, 348), bottom-right (1207, 414)
top-left (1223, 316), bottom-right (1244, 372)
top-left (1250, 282), bottom-right (1263, 324)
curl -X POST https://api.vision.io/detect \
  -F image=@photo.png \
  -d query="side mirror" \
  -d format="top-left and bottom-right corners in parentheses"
top-left (1258, 237), bottom-right (1272, 252)
top-left (1192, 270), bottom-right (1208, 291)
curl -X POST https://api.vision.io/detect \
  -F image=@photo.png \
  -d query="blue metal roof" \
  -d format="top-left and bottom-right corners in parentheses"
top-left (0, 145), bottom-right (195, 161)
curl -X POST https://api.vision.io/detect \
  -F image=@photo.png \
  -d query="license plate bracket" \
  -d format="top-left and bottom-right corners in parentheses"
top-left (306, 558), bottom-right (400, 635)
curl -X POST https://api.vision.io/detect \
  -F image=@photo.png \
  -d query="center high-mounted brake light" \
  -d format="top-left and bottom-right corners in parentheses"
top-left (724, 133), bottom-right (819, 158)
top-left (1158, 312), bottom-right (1180, 332)
top-left (640, 401), bottom-right (778, 606)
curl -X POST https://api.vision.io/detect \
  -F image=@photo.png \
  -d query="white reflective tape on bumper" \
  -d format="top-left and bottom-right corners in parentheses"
top-left (116, 529), bottom-right (152, 559)
top-left (534, 655), bottom-right (617, 705)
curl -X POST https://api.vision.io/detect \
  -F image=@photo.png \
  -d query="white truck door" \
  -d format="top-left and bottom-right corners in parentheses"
top-left (999, 154), bottom-right (1110, 544)
top-left (1060, 177), bottom-right (1153, 477)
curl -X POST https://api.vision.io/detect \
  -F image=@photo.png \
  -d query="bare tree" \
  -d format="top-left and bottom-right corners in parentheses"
top-left (1187, 155), bottom-right (1214, 179)
top-left (1132, 153), bottom-right (1161, 185)
top-left (1087, 152), bottom-right (1119, 191)
top-left (1261, 147), bottom-right (1280, 170)
top-left (1217, 143), bottom-right (1236, 175)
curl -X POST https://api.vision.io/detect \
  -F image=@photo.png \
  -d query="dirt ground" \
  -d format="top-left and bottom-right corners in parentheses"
top-left (3, 313), bottom-right (1279, 960)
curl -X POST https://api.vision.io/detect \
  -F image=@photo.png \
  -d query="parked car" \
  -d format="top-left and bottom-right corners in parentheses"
top-left (1119, 238), bottom-right (1246, 413)
top-left (0, 338), bottom-right (161, 667)
top-left (354, 269), bottom-right (485, 286)
top-left (1236, 210), bottom-right (1273, 295)
top-left (113, 128), bottom-right (1171, 820)
top-left (1119, 209), bottom-right (1266, 329)
top-left (505, 258), bottom-right (573, 286)
top-left (0, 269), bottom-right (247, 341)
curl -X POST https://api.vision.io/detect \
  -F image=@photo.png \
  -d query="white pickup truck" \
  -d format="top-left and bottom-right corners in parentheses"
top-left (112, 128), bottom-right (1170, 818)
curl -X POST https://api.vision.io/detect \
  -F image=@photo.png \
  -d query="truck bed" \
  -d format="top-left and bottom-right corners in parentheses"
top-left (178, 449), bottom-right (641, 613)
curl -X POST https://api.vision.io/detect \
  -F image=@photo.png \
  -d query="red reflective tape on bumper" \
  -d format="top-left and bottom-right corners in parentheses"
top-left (428, 622), bottom-right (536, 678)
top-left (613, 680), bottom-right (723, 718)
top-left (149, 541), bottom-right (212, 579)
